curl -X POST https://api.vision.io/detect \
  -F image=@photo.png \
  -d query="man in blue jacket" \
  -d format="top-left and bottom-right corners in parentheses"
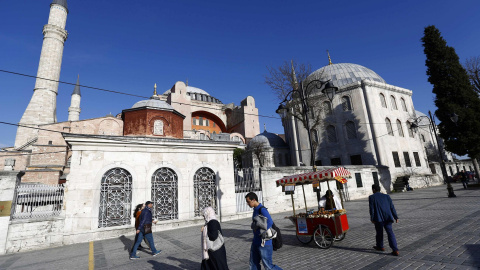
top-left (245, 192), bottom-right (282, 270)
top-left (130, 201), bottom-right (161, 260)
top-left (369, 184), bottom-right (399, 256)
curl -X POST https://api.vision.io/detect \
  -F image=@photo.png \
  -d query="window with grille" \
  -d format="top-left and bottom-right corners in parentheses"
top-left (193, 118), bottom-right (197, 125)
top-left (392, 152), bottom-right (401, 167)
top-left (342, 96), bottom-right (352, 111)
top-left (400, 98), bottom-right (408, 112)
top-left (396, 120), bottom-right (404, 137)
top-left (350, 155), bottom-right (363, 165)
top-left (152, 167), bottom-right (178, 220)
top-left (327, 125), bottom-right (337, 143)
top-left (331, 157), bottom-right (342, 165)
top-left (199, 117), bottom-right (204, 126)
top-left (206, 119), bottom-right (209, 126)
top-left (403, 152), bottom-right (412, 167)
top-left (413, 152), bottom-right (421, 167)
top-left (390, 96), bottom-right (398, 110)
top-left (98, 168), bottom-right (132, 228)
top-left (355, 173), bottom-right (363, 187)
top-left (380, 94), bottom-right (387, 108)
top-left (346, 121), bottom-right (357, 139)
top-left (323, 101), bottom-right (333, 116)
top-left (372, 172), bottom-right (379, 186)
top-left (193, 167), bottom-right (217, 216)
top-left (386, 118), bottom-right (394, 136)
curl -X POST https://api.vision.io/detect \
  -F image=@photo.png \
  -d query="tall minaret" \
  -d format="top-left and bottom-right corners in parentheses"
top-left (68, 75), bottom-right (81, 121)
top-left (15, 0), bottom-right (69, 148)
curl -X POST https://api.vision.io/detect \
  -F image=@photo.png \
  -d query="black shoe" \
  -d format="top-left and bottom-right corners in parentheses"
top-left (391, 251), bottom-right (399, 256)
top-left (373, 246), bottom-right (385, 251)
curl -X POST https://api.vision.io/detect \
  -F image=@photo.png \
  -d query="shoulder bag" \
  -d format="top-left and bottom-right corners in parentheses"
top-left (206, 231), bottom-right (224, 251)
top-left (144, 224), bottom-right (152, 234)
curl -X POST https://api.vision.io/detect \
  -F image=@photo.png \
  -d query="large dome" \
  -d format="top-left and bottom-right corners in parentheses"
top-left (308, 63), bottom-right (385, 88)
top-left (247, 130), bottom-right (287, 149)
top-left (163, 86), bottom-right (222, 104)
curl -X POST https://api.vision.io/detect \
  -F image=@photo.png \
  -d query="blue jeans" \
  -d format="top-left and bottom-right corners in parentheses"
top-left (130, 230), bottom-right (158, 257)
top-left (374, 221), bottom-right (398, 252)
top-left (249, 243), bottom-right (282, 270)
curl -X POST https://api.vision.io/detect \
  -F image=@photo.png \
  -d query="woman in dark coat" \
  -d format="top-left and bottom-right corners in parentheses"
top-left (201, 207), bottom-right (229, 270)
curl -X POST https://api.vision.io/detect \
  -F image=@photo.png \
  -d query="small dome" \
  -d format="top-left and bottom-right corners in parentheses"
top-left (248, 130), bottom-right (287, 149)
top-left (308, 63), bottom-right (385, 88)
top-left (132, 97), bottom-right (174, 110)
top-left (163, 86), bottom-right (210, 96)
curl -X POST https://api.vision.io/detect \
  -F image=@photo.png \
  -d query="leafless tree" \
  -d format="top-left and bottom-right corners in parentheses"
top-left (265, 60), bottom-right (327, 165)
top-left (248, 140), bottom-right (268, 167)
top-left (465, 56), bottom-right (480, 95)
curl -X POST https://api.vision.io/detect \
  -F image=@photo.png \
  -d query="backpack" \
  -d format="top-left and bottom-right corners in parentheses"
top-left (259, 206), bottom-right (283, 251)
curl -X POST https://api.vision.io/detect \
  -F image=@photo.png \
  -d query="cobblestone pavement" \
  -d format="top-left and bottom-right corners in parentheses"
top-left (0, 183), bottom-right (479, 270)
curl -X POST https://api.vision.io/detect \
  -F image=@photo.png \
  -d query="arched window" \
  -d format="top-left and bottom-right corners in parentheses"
top-left (152, 167), bottom-right (178, 220)
top-left (397, 120), bottom-right (404, 137)
top-left (323, 101), bottom-right (333, 116)
top-left (193, 167), bottom-right (216, 216)
top-left (400, 98), bottom-right (408, 112)
top-left (390, 96), bottom-right (398, 110)
top-left (408, 122), bottom-right (414, 138)
top-left (380, 93), bottom-right (387, 108)
top-left (327, 125), bottom-right (337, 143)
top-left (341, 96), bottom-right (352, 111)
top-left (386, 118), bottom-right (394, 136)
top-left (346, 121), bottom-right (357, 139)
top-left (98, 168), bottom-right (132, 228)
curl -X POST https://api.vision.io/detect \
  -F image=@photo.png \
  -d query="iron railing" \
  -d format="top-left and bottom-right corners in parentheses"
top-left (11, 184), bottom-right (64, 220)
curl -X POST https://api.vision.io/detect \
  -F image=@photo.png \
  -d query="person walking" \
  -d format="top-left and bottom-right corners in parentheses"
top-left (131, 203), bottom-right (150, 252)
top-left (460, 170), bottom-right (468, 189)
top-left (245, 192), bottom-right (282, 270)
top-left (369, 184), bottom-right (399, 256)
top-left (200, 207), bottom-right (229, 270)
top-left (130, 201), bottom-right (161, 260)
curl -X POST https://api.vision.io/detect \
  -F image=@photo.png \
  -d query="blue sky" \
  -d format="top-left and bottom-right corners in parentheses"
top-left (1, 0), bottom-right (479, 148)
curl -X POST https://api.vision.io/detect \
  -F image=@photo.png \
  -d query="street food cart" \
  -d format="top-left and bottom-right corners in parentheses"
top-left (276, 167), bottom-right (351, 249)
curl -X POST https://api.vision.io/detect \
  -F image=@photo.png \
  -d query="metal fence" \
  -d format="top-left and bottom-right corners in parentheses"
top-left (11, 184), bottom-right (64, 220)
top-left (234, 168), bottom-right (263, 213)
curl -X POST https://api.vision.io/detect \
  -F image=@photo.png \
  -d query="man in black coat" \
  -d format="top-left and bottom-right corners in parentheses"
top-left (369, 184), bottom-right (399, 256)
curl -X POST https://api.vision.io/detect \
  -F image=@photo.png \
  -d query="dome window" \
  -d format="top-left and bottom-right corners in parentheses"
top-left (390, 96), bottom-right (398, 110)
top-left (342, 96), bottom-right (352, 111)
top-left (380, 94), bottom-right (387, 108)
top-left (386, 118), bottom-right (394, 136)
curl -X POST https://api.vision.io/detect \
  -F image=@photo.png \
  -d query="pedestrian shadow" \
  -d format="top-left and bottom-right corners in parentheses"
top-left (147, 259), bottom-right (183, 270)
top-left (465, 244), bottom-right (480, 267)
top-left (330, 245), bottom-right (387, 255)
top-left (221, 228), bottom-right (252, 242)
top-left (118, 235), bottom-right (133, 254)
top-left (165, 256), bottom-right (199, 269)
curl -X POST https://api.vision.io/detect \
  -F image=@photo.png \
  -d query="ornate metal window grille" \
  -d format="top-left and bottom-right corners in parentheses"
top-left (152, 167), bottom-right (178, 220)
top-left (397, 120), bottom-right (404, 137)
top-left (323, 101), bottom-right (333, 116)
top-left (98, 168), bottom-right (132, 228)
top-left (193, 167), bottom-right (217, 217)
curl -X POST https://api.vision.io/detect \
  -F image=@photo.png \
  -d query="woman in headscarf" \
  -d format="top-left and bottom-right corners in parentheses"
top-left (201, 207), bottom-right (229, 270)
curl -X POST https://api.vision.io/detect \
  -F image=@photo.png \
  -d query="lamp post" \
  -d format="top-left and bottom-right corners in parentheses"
top-left (410, 110), bottom-right (456, 197)
top-left (276, 79), bottom-right (338, 169)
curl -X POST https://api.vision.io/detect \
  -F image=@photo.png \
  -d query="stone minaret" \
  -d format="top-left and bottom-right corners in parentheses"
top-left (15, 0), bottom-right (69, 148)
top-left (68, 75), bottom-right (81, 121)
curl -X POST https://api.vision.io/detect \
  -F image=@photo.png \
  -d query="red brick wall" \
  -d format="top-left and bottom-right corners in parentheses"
top-left (123, 109), bottom-right (184, 138)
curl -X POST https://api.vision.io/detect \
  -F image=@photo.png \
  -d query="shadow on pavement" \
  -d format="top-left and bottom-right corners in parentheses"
top-left (119, 235), bottom-right (133, 254)
top-left (221, 228), bottom-right (252, 241)
top-left (330, 245), bottom-right (387, 255)
top-left (165, 256), bottom-right (200, 269)
top-left (465, 244), bottom-right (480, 267)
top-left (147, 259), bottom-right (183, 270)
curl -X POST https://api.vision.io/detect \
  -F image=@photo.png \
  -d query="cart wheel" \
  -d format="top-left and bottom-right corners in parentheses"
top-left (296, 234), bottom-right (313, 244)
top-left (314, 225), bottom-right (334, 249)
top-left (334, 233), bottom-right (346, 241)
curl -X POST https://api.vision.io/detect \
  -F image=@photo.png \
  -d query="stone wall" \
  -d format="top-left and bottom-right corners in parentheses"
top-left (5, 218), bottom-right (65, 253)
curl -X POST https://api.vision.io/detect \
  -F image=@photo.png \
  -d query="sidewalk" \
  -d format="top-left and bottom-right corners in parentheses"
top-left (0, 183), bottom-right (479, 269)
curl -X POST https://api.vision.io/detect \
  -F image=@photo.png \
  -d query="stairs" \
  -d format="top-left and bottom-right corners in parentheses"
top-left (393, 177), bottom-right (406, 192)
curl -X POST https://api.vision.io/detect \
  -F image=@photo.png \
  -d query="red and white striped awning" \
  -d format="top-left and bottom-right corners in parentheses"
top-left (276, 167), bottom-right (351, 186)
